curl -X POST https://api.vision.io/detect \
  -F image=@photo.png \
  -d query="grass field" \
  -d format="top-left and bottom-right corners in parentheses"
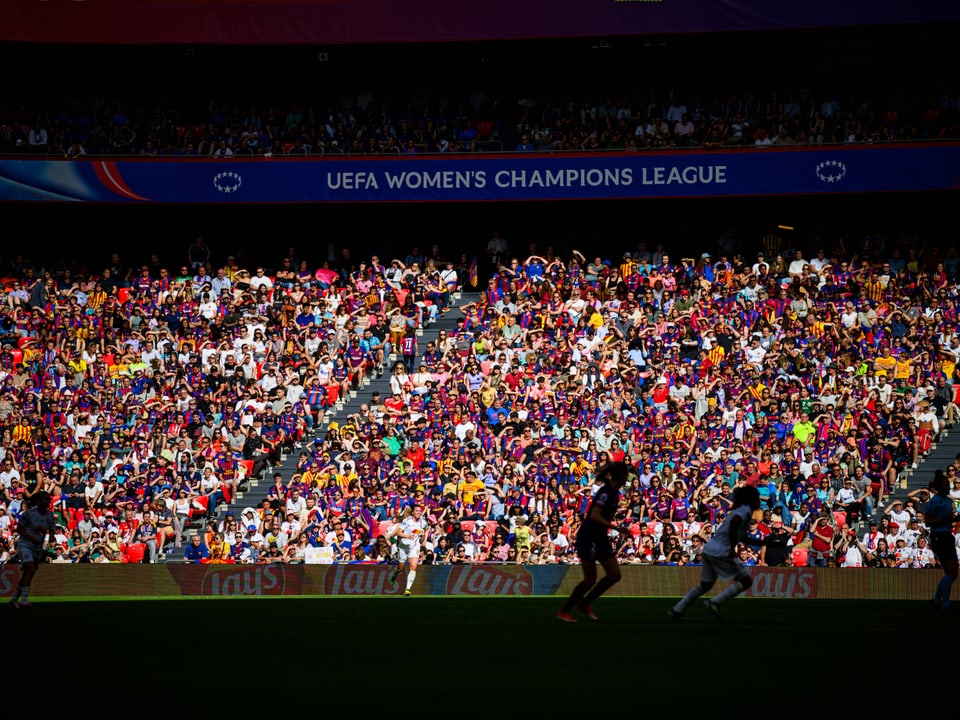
top-left (9, 596), bottom-right (945, 706)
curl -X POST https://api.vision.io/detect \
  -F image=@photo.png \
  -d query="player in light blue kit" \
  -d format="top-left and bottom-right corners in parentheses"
top-left (10, 490), bottom-right (57, 608)
top-left (667, 484), bottom-right (761, 620)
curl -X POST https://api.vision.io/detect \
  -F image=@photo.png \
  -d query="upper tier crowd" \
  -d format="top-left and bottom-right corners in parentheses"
top-left (1, 224), bottom-right (960, 569)
top-left (2, 83), bottom-right (958, 158)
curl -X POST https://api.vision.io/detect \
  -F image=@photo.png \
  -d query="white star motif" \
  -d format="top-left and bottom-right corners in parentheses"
top-left (213, 172), bottom-right (243, 193)
top-left (815, 160), bottom-right (846, 184)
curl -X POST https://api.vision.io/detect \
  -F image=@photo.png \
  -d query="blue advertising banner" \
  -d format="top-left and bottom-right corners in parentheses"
top-left (1, 145), bottom-right (957, 204)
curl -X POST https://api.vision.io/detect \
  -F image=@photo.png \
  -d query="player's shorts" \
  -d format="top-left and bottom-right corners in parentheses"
top-left (699, 552), bottom-right (747, 583)
top-left (575, 534), bottom-right (615, 562)
top-left (397, 544), bottom-right (420, 564)
top-left (929, 532), bottom-right (958, 565)
top-left (17, 544), bottom-right (44, 565)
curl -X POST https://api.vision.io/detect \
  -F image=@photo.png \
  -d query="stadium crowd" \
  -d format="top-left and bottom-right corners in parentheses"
top-left (2, 81), bottom-right (957, 158)
top-left (0, 222), bottom-right (959, 570)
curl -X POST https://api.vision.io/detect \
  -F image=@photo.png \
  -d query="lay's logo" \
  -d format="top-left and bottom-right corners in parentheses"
top-left (172, 565), bottom-right (295, 596)
top-left (324, 565), bottom-right (405, 595)
top-left (446, 566), bottom-right (533, 595)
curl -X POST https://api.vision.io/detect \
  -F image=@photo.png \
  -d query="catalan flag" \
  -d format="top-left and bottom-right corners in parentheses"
top-left (469, 256), bottom-right (478, 287)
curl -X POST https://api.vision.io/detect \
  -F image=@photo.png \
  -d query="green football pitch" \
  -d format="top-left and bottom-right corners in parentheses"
top-left (9, 596), bottom-right (945, 706)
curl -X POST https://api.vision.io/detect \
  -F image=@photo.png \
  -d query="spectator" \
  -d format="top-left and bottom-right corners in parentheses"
top-left (182, 533), bottom-right (209, 564)
top-left (4, 206), bottom-right (958, 574)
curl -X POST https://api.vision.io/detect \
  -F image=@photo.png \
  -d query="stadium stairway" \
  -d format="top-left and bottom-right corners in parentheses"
top-left (159, 317), bottom-right (959, 562)
top-left (884, 424), bottom-right (960, 509)
top-left (833, 424), bottom-right (960, 537)
top-left (161, 287), bottom-right (477, 563)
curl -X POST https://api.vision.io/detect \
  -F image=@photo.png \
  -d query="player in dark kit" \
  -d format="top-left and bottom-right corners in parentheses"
top-left (557, 461), bottom-right (633, 622)
top-left (924, 468), bottom-right (959, 613)
top-left (10, 490), bottom-right (56, 608)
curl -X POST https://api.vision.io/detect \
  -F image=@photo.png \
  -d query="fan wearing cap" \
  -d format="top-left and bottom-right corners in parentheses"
top-left (860, 519), bottom-right (883, 554)
top-left (830, 520), bottom-right (866, 567)
top-left (694, 251), bottom-right (716, 281)
top-left (651, 375), bottom-right (670, 409)
top-left (885, 497), bottom-right (912, 531)
top-left (759, 518), bottom-right (794, 567)
top-left (238, 529), bottom-right (263, 563)
top-left (619, 252), bottom-right (638, 279)
top-left (915, 400), bottom-right (940, 465)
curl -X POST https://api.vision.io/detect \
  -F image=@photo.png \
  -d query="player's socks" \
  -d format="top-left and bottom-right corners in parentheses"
top-left (582, 576), bottom-right (616, 605)
top-left (405, 570), bottom-right (416, 592)
top-left (563, 579), bottom-right (592, 615)
top-left (936, 576), bottom-right (954, 609)
top-left (673, 585), bottom-right (705, 613)
top-left (711, 580), bottom-right (745, 605)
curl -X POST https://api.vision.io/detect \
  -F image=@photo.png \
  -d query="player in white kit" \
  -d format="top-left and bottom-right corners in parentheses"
top-left (389, 505), bottom-right (428, 596)
top-left (667, 485), bottom-right (761, 620)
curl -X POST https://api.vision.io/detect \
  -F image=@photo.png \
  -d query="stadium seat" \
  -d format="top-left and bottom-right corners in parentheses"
top-left (326, 385), bottom-right (340, 406)
top-left (791, 546), bottom-right (808, 567)
top-left (833, 511), bottom-right (846, 529)
top-left (191, 496), bottom-right (209, 518)
top-left (476, 120), bottom-right (493, 140)
top-left (123, 543), bottom-right (146, 564)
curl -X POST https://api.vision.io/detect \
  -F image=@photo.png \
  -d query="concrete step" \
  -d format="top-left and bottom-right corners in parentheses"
top-left (162, 288), bottom-right (483, 556)
top-left (887, 426), bottom-right (960, 503)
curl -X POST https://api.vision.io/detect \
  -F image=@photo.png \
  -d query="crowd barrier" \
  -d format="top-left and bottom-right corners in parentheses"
top-left (1, 564), bottom-right (937, 600)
